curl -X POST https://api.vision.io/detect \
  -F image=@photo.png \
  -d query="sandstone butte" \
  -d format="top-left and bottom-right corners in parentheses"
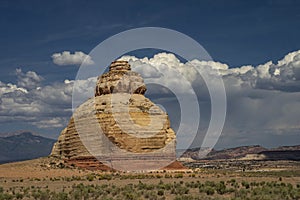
top-left (51, 61), bottom-right (185, 171)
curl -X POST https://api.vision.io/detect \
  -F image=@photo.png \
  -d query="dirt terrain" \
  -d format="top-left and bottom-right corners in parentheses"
top-left (0, 157), bottom-right (299, 199)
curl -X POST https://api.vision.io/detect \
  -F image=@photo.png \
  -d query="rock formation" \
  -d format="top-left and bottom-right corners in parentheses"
top-left (94, 61), bottom-right (147, 96)
top-left (51, 61), bottom-right (176, 171)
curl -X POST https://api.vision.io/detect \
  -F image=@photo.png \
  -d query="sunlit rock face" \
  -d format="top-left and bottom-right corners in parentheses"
top-left (51, 61), bottom-right (176, 171)
top-left (95, 61), bottom-right (147, 96)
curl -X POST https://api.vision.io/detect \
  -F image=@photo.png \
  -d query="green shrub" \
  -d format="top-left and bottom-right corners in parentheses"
top-left (216, 181), bottom-right (226, 194)
top-left (242, 181), bottom-right (250, 189)
top-left (15, 192), bottom-right (23, 199)
top-left (174, 173), bottom-right (183, 178)
top-left (205, 186), bottom-right (215, 195)
top-left (157, 190), bottom-right (164, 196)
top-left (86, 174), bottom-right (94, 182)
top-left (0, 193), bottom-right (13, 200)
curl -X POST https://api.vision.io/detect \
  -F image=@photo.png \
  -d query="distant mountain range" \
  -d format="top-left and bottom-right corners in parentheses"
top-left (0, 131), bottom-right (299, 165)
top-left (0, 131), bottom-right (56, 164)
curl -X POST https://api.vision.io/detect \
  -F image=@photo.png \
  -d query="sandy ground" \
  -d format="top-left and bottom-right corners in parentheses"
top-left (0, 157), bottom-right (91, 179)
top-left (0, 157), bottom-right (299, 192)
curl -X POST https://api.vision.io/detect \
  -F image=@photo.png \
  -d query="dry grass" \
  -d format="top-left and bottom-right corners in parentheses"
top-left (0, 157), bottom-right (299, 199)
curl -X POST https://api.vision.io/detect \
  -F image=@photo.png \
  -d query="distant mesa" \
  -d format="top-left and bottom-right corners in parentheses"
top-left (180, 145), bottom-right (300, 161)
top-left (51, 61), bottom-right (178, 171)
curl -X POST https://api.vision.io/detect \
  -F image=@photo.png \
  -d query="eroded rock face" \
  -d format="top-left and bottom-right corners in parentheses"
top-left (95, 60), bottom-right (146, 96)
top-left (51, 61), bottom-right (176, 171)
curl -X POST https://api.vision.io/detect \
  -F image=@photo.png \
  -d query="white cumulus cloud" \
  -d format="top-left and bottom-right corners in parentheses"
top-left (16, 68), bottom-right (43, 90)
top-left (52, 51), bottom-right (94, 66)
top-left (118, 51), bottom-right (300, 148)
top-left (0, 70), bottom-right (73, 129)
top-left (1, 50), bottom-right (300, 149)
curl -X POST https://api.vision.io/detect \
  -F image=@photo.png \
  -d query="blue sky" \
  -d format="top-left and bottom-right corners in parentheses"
top-left (0, 0), bottom-right (300, 149)
top-left (1, 1), bottom-right (299, 80)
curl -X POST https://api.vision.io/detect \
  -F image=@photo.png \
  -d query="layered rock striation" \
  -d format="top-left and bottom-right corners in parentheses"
top-left (51, 61), bottom-right (176, 171)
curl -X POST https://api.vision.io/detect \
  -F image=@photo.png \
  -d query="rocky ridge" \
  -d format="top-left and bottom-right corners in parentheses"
top-left (181, 145), bottom-right (300, 161)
